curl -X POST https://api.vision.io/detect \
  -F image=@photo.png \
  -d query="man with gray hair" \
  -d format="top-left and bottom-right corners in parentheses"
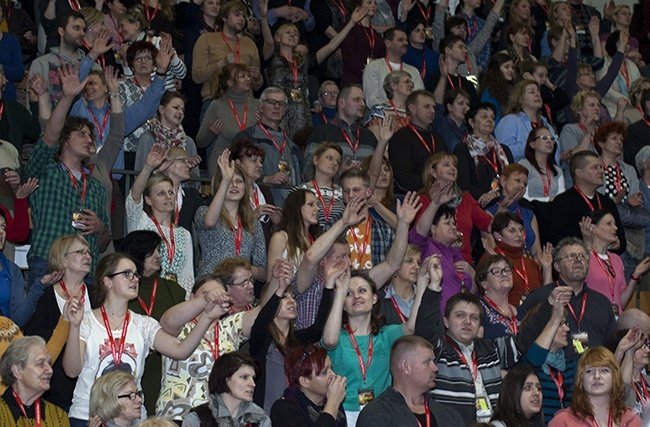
top-left (519, 236), bottom-right (617, 360)
top-left (232, 87), bottom-right (303, 206)
top-left (356, 336), bottom-right (463, 426)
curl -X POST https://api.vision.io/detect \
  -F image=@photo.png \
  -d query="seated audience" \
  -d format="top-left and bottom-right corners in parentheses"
top-left (88, 371), bottom-right (142, 427)
top-left (489, 366), bottom-right (545, 427)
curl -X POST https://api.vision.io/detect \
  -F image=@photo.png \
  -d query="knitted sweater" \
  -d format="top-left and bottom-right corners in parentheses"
top-left (0, 388), bottom-right (70, 426)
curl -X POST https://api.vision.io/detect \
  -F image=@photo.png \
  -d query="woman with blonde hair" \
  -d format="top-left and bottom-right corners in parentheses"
top-left (195, 149), bottom-right (267, 280)
top-left (549, 346), bottom-right (641, 426)
top-left (378, 244), bottom-right (422, 324)
top-left (89, 371), bottom-right (142, 427)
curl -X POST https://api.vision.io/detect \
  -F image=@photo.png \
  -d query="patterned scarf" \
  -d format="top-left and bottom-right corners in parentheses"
top-left (282, 386), bottom-right (347, 427)
top-left (466, 134), bottom-right (510, 169)
top-left (147, 116), bottom-right (187, 148)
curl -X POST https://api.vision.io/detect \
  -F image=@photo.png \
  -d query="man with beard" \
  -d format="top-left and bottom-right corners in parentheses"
top-left (356, 336), bottom-right (463, 426)
top-left (29, 11), bottom-right (101, 107)
top-left (519, 236), bottom-right (618, 360)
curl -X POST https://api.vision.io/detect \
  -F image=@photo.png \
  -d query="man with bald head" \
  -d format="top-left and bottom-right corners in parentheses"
top-left (357, 336), bottom-right (463, 426)
top-left (618, 308), bottom-right (650, 335)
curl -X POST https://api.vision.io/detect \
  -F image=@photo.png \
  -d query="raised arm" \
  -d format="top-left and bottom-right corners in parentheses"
top-left (321, 267), bottom-right (350, 349)
top-left (259, 0), bottom-right (275, 61)
top-left (369, 192), bottom-right (421, 287)
top-left (415, 181), bottom-right (454, 236)
top-left (61, 297), bottom-right (86, 378)
top-left (130, 144), bottom-right (168, 204)
top-left (315, 5), bottom-right (369, 64)
top-left (403, 255), bottom-right (441, 335)
top-left (202, 149), bottom-right (235, 228)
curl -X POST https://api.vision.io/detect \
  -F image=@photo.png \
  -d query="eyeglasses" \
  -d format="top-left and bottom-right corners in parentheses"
top-left (557, 253), bottom-right (588, 262)
top-left (534, 135), bottom-right (558, 143)
top-left (321, 91), bottom-right (339, 97)
top-left (117, 390), bottom-right (143, 400)
top-left (107, 270), bottom-right (142, 281)
top-left (134, 56), bottom-right (153, 63)
top-left (230, 276), bottom-right (255, 287)
top-left (262, 98), bottom-right (288, 108)
top-left (66, 249), bottom-right (92, 256)
top-left (488, 266), bottom-right (513, 277)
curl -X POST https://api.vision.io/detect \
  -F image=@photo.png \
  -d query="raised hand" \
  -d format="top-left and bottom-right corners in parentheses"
top-left (155, 36), bottom-right (173, 74)
top-left (548, 285), bottom-right (573, 306)
top-left (15, 178), bottom-right (40, 199)
top-left (633, 256), bottom-right (650, 278)
top-left (218, 148), bottom-right (236, 182)
top-left (426, 254), bottom-right (443, 290)
top-left (90, 28), bottom-right (116, 58)
top-left (145, 143), bottom-right (169, 169)
top-left (63, 296), bottom-right (84, 326)
top-left (259, 0), bottom-right (270, 17)
top-left (59, 61), bottom-right (90, 98)
top-left (539, 242), bottom-right (553, 270)
top-left (351, 5), bottom-right (369, 23)
top-left (588, 16), bottom-right (600, 35)
top-left (3, 170), bottom-right (20, 193)
top-left (334, 266), bottom-right (351, 294)
top-left (429, 180), bottom-right (455, 206)
top-left (618, 28), bottom-right (630, 52)
top-left (396, 191), bottom-right (422, 225)
top-left (324, 256), bottom-right (350, 289)
top-left (341, 196), bottom-right (366, 226)
top-left (29, 73), bottom-right (48, 97)
top-left (41, 271), bottom-right (65, 286)
top-left (104, 65), bottom-right (119, 95)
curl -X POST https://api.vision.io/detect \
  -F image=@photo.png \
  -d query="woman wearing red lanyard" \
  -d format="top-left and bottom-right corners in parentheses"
top-left (195, 150), bottom-right (267, 281)
top-left (340, 0), bottom-right (385, 86)
top-left (519, 126), bottom-right (565, 202)
top-left (259, 0), bottom-right (369, 138)
top-left (140, 0), bottom-right (175, 38)
top-left (558, 90), bottom-right (601, 175)
top-left (490, 366), bottom-right (545, 427)
top-left (197, 63), bottom-right (260, 179)
top-left (296, 142), bottom-right (346, 230)
top-left (502, 23), bottom-right (536, 66)
top-left (267, 189), bottom-right (320, 282)
top-left (322, 262), bottom-right (430, 426)
top-left (127, 144), bottom-right (195, 297)
top-left (364, 70), bottom-right (413, 132)
top-left (612, 327), bottom-right (650, 417)
top-left (488, 212), bottom-right (552, 307)
top-left (63, 253), bottom-right (229, 427)
top-left (0, 336), bottom-right (70, 426)
top-left (455, 102), bottom-right (514, 207)
top-left (594, 121), bottom-right (650, 230)
top-left (378, 244), bottom-right (423, 325)
top-left (548, 346), bottom-right (641, 427)
top-left (120, 230), bottom-right (186, 415)
top-left (582, 210), bottom-right (650, 317)
top-left (598, 31), bottom-right (641, 119)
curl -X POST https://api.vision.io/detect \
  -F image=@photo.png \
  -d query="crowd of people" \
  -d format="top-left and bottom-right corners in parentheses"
top-left (3, 0), bottom-right (650, 425)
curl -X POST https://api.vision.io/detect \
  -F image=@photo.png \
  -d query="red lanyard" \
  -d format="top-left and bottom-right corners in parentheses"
top-left (389, 101), bottom-right (409, 128)
top-left (633, 375), bottom-right (649, 405)
top-left (574, 186), bottom-right (602, 211)
top-left (602, 161), bottom-right (623, 193)
top-left (133, 76), bottom-right (149, 94)
top-left (346, 325), bottom-right (373, 382)
top-left (335, 119), bottom-right (361, 154)
top-left (257, 123), bottom-right (287, 155)
top-left (548, 367), bottom-right (565, 407)
top-left (87, 105), bottom-right (110, 142)
top-left (221, 32), bottom-right (241, 63)
top-left (208, 322), bottom-right (221, 360)
top-left (319, 111), bottom-right (329, 124)
top-left (332, 0), bottom-right (348, 20)
top-left (559, 281), bottom-right (588, 330)
top-left (389, 295), bottom-right (407, 323)
top-left (541, 163), bottom-right (552, 197)
top-left (591, 249), bottom-right (617, 303)
top-left (445, 336), bottom-right (478, 382)
top-left (84, 40), bottom-right (106, 70)
top-left (62, 162), bottom-right (88, 206)
top-left (359, 24), bottom-right (376, 53)
top-left (578, 122), bottom-right (594, 145)
top-left (144, 2), bottom-right (159, 24)
top-left (349, 216), bottom-right (372, 259)
top-left (0, 100), bottom-right (4, 119)
top-left (100, 306), bottom-right (130, 366)
top-left (590, 410), bottom-right (613, 427)
top-left (251, 187), bottom-right (260, 210)
top-left (482, 295), bottom-right (518, 334)
top-left (495, 247), bottom-right (529, 296)
top-left (482, 149), bottom-right (500, 176)
top-left (280, 53), bottom-right (299, 85)
top-left (420, 50), bottom-right (427, 79)
top-left (69, 0), bottom-right (81, 11)
top-left (543, 103), bottom-right (553, 125)
top-left (416, 1), bottom-right (432, 21)
top-left (137, 278), bottom-right (158, 316)
top-left (228, 99), bottom-right (248, 131)
top-left (108, 14), bottom-right (124, 44)
top-left (60, 280), bottom-right (86, 305)
top-left (232, 215), bottom-right (243, 256)
top-left (312, 180), bottom-right (335, 222)
top-left (620, 61), bottom-right (631, 88)
top-left (415, 398), bottom-right (431, 427)
top-left (446, 74), bottom-right (462, 90)
top-left (383, 57), bottom-right (403, 72)
top-left (150, 215), bottom-right (175, 266)
top-left (408, 124), bottom-right (435, 154)
top-left (11, 390), bottom-right (41, 427)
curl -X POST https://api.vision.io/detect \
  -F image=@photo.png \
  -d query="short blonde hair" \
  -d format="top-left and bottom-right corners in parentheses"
top-left (90, 371), bottom-right (138, 423)
top-left (80, 6), bottom-right (104, 26)
top-left (48, 234), bottom-right (90, 272)
top-left (134, 417), bottom-right (178, 427)
top-left (570, 90), bottom-right (601, 118)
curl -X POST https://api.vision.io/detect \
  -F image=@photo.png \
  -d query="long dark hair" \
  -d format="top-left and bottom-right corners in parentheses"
top-left (524, 126), bottom-right (559, 176)
top-left (480, 53), bottom-right (514, 113)
top-left (342, 271), bottom-right (386, 335)
top-left (279, 189), bottom-right (321, 265)
top-left (491, 365), bottom-right (544, 427)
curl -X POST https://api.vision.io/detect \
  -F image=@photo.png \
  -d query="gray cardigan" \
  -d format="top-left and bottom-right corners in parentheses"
top-left (356, 387), bottom-right (464, 427)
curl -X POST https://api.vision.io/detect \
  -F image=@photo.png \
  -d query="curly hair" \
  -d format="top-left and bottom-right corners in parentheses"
top-left (125, 40), bottom-right (158, 69)
top-left (480, 53), bottom-right (515, 113)
top-left (593, 121), bottom-right (627, 154)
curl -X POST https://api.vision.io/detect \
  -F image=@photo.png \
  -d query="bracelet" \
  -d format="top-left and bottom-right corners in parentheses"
top-left (631, 273), bottom-right (641, 282)
top-left (155, 70), bottom-right (166, 77)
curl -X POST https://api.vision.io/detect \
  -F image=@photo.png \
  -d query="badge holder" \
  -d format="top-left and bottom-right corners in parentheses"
top-left (476, 393), bottom-right (493, 420)
top-left (358, 388), bottom-right (374, 411)
top-left (572, 331), bottom-right (589, 354)
top-left (71, 209), bottom-right (85, 229)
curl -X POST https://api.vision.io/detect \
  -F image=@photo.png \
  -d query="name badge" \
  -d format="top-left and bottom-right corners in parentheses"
top-left (358, 388), bottom-right (374, 410)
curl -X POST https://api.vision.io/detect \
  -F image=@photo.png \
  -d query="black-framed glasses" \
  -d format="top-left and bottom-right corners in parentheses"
top-left (557, 253), bottom-right (588, 262)
top-left (117, 390), bottom-right (143, 400)
top-left (488, 266), bottom-right (513, 277)
top-left (230, 276), bottom-right (255, 287)
top-left (107, 270), bottom-right (142, 281)
top-left (65, 249), bottom-right (92, 256)
top-left (262, 98), bottom-right (288, 108)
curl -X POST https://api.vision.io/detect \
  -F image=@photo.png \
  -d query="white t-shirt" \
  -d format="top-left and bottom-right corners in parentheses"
top-left (68, 309), bottom-right (161, 420)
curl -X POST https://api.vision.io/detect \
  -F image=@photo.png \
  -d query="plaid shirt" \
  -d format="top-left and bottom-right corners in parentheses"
top-left (26, 139), bottom-right (109, 271)
top-left (460, 11), bottom-right (490, 73)
top-left (293, 274), bottom-right (325, 330)
top-left (369, 210), bottom-right (395, 267)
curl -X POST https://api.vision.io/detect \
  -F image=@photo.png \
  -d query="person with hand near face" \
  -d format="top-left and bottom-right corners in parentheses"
top-left (559, 90), bottom-right (602, 180)
top-left (414, 252), bottom-right (572, 425)
top-left (127, 144), bottom-right (194, 296)
top-left (271, 344), bottom-right (348, 427)
top-left (489, 366), bottom-right (545, 427)
top-left (609, 326), bottom-right (650, 418)
top-left (548, 346), bottom-right (641, 427)
top-left (521, 61), bottom-right (571, 128)
top-left (88, 371), bottom-right (143, 427)
top-left (183, 352), bottom-right (271, 427)
top-left (312, 81), bottom-right (340, 126)
top-left (0, 337), bottom-right (70, 426)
